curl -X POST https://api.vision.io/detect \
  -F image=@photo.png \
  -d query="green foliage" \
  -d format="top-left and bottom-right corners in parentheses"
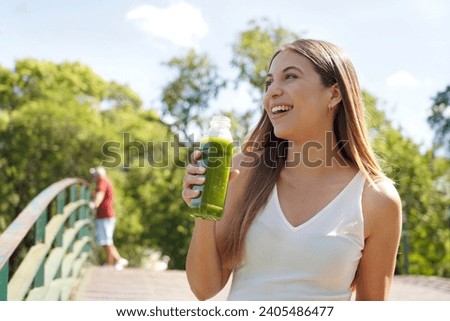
top-left (231, 18), bottom-right (301, 99)
top-left (0, 65), bottom-right (18, 111)
top-left (104, 81), bottom-right (143, 111)
top-left (12, 59), bottom-right (107, 107)
top-left (0, 60), bottom-right (120, 226)
top-left (161, 49), bottom-right (226, 143)
top-left (366, 95), bottom-right (450, 277)
top-left (428, 85), bottom-right (450, 154)
top-left (1, 20), bottom-right (448, 277)
top-left (0, 101), bottom-right (107, 230)
top-left (0, 59), bottom-right (193, 270)
top-left (120, 162), bottom-right (190, 269)
top-left (100, 106), bottom-right (190, 268)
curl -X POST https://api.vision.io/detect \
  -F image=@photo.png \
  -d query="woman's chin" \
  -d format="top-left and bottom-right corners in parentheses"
top-left (273, 127), bottom-right (292, 140)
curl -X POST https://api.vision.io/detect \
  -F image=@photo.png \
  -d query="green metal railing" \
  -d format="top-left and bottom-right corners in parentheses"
top-left (0, 178), bottom-right (97, 300)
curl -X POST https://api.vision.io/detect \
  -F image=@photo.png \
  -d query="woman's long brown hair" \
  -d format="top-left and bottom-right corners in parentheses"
top-left (221, 39), bottom-right (384, 269)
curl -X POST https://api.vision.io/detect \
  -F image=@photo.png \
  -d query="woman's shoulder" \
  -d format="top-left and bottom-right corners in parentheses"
top-left (364, 176), bottom-right (401, 209)
top-left (362, 175), bottom-right (402, 237)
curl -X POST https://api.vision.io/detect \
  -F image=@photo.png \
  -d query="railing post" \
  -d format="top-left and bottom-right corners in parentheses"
top-left (34, 208), bottom-right (47, 288)
top-left (56, 189), bottom-right (66, 215)
top-left (68, 184), bottom-right (78, 254)
top-left (84, 187), bottom-right (91, 218)
top-left (35, 208), bottom-right (47, 244)
top-left (85, 187), bottom-right (94, 243)
top-left (55, 190), bottom-right (66, 247)
top-left (0, 263), bottom-right (8, 300)
top-left (79, 185), bottom-right (86, 238)
top-left (55, 190), bottom-right (66, 279)
top-left (69, 185), bottom-right (77, 228)
top-left (79, 185), bottom-right (91, 238)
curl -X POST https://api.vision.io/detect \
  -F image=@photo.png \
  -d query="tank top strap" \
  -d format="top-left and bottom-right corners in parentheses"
top-left (352, 170), bottom-right (367, 197)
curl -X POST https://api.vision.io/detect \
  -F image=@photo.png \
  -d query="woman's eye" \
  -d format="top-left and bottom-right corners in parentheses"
top-left (265, 79), bottom-right (273, 88)
top-left (286, 73), bottom-right (297, 80)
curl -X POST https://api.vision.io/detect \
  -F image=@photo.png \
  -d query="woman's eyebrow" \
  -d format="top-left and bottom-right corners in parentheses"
top-left (283, 66), bottom-right (304, 74)
top-left (266, 66), bottom-right (304, 78)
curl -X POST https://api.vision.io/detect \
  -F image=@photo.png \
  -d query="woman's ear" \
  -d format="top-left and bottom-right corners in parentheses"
top-left (329, 83), bottom-right (342, 109)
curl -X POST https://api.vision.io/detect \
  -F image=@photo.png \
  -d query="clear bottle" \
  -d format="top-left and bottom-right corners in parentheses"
top-left (190, 116), bottom-right (234, 220)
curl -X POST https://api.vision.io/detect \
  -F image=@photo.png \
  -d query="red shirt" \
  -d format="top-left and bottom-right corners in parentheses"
top-left (95, 177), bottom-right (116, 219)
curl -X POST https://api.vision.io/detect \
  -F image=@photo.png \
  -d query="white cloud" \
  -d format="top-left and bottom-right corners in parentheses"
top-left (386, 71), bottom-right (419, 88)
top-left (126, 2), bottom-right (208, 47)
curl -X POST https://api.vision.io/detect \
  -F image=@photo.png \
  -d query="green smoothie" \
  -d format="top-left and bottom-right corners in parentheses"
top-left (190, 136), bottom-right (234, 220)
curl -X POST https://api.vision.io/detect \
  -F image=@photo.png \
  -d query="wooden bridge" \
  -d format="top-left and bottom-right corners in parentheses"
top-left (0, 178), bottom-right (96, 301)
top-left (1, 178), bottom-right (449, 302)
top-left (71, 266), bottom-right (450, 301)
top-left (72, 266), bottom-right (226, 300)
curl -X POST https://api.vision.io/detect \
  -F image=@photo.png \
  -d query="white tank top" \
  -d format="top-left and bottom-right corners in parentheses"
top-left (227, 171), bottom-right (366, 301)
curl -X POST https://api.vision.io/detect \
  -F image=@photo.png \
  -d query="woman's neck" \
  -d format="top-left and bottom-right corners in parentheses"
top-left (283, 131), bottom-right (350, 176)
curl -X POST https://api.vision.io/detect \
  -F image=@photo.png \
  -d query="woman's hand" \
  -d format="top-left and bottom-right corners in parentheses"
top-left (182, 150), bottom-right (240, 206)
top-left (182, 150), bottom-right (206, 206)
top-left (184, 150), bottom-right (241, 300)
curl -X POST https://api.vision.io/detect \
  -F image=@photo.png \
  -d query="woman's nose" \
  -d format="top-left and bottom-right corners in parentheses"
top-left (265, 82), bottom-right (283, 98)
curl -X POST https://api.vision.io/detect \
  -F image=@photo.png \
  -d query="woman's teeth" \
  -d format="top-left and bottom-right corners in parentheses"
top-left (271, 105), bottom-right (293, 114)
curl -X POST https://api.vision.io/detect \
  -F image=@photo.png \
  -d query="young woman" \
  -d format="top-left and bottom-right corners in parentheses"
top-left (182, 39), bottom-right (402, 301)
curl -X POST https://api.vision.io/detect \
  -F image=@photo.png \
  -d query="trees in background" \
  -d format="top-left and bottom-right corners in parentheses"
top-left (0, 59), bottom-right (188, 269)
top-left (1, 19), bottom-right (448, 275)
top-left (0, 59), bottom-right (112, 229)
top-left (231, 18), bottom-right (300, 100)
top-left (366, 93), bottom-right (449, 276)
top-left (100, 107), bottom-right (189, 268)
top-left (428, 85), bottom-right (450, 155)
top-left (161, 49), bottom-right (226, 145)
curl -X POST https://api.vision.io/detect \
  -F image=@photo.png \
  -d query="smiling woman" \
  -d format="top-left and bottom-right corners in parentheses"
top-left (263, 51), bottom-right (339, 143)
top-left (182, 39), bottom-right (402, 301)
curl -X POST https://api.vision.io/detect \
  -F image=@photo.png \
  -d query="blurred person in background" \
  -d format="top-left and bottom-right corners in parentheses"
top-left (90, 166), bottom-right (128, 270)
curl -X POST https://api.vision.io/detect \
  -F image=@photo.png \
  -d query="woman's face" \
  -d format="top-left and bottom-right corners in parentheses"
top-left (263, 49), bottom-right (335, 142)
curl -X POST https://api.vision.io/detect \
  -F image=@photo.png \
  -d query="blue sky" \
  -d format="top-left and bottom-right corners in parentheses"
top-left (1, 0), bottom-right (449, 148)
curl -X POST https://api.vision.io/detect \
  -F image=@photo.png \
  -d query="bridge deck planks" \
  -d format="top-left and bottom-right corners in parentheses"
top-left (72, 266), bottom-right (450, 301)
top-left (72, 266), bottom-right (230, 301)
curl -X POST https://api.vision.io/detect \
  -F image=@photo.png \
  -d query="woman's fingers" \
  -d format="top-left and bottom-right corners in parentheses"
top-left (190, 150), bottom-right (202, 164)
top-left (182, 151), bottom-right (239, 206)
top-left (182, 188), bottom-right (201, 205)
top-left (182, 151), bottom-right (206, 205)
top-left (183, 173), bottom-right (205, 188)
top-left (229, 169), bottom-right (240, 181)
top-left (182, 175), bottom-right (203, 204)
top-left (186, 163), bottom-right (206, 175)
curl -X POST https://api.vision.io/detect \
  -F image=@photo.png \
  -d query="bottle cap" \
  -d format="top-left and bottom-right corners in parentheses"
top-left (211, 115), bottom-right (231, 128)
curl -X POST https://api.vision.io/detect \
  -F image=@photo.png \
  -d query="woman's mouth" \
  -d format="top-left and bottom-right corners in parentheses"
top-left (271, 105), bottom-right (293, 115)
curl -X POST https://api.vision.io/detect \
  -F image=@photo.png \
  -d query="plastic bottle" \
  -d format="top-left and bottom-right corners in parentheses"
top-left (190, 115), bottom-right (234, 220)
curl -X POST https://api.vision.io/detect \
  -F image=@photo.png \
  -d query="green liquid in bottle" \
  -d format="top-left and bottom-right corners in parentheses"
top-left (190, 136), bottom-right (234, 220)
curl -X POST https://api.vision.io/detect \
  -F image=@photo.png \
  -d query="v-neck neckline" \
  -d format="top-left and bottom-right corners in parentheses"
top-left (273, 171), bottom-right (362, 231)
